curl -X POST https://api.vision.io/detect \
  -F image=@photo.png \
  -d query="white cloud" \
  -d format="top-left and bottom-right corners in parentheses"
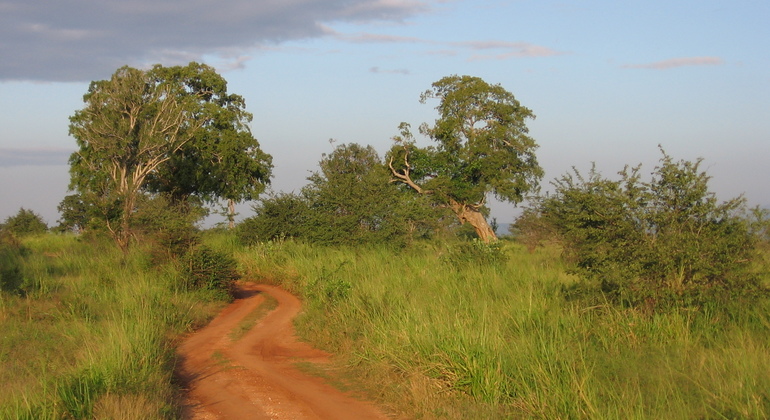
top-left (370, 66), bottom-right (410, 75)
top-left (334, 31), bottom-right (425, 44)
top-left (464, 42), bottom-right (566, 60)
top-left (622, 56), bottom-right (725, 69)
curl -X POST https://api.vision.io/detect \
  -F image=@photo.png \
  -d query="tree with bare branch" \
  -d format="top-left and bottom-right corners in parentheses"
top-left (68, 63), bottom-right (271, 250)
top-left (387, 75), bottom-right (543, 242)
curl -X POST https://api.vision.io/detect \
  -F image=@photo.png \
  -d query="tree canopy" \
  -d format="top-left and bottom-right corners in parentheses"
top-left (68, 62), bottom-right (272, 249)
top-left (525, 149), bottom-right (762, 310)
top-left (1, 208), bottom-right (48, 236)
top-left (388, 75), bottom-right (543, 242)
top-left (143, 64), bottom-right (273, 225)
top-left (238, 143), bottom-right (443, 246)
top-left (304, 143), bottom-right (439, 245)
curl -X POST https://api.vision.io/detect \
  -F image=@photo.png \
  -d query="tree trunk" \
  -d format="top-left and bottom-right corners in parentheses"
top-left (115, 190), bottom-right (137, 253)
top-left (449, 199), bottom-right (497, 242)
top-left (228, 199), bottom-right (236, 230)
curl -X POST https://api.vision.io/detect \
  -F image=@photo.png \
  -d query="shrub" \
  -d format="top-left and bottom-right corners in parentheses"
top-left (238, 143), bottom-right (448, 247)
top-left (2, 208), bottom-right (48, 236)
top-left (56, 193), bottom-right (92, 233)
top-left (179, 245), bottom-right (239, 299)
top-left (237, 192), bottom-right (310, 245)
top-left (530, 149), bottom-right (764, 311)
top-left (132, 194), bottom-right (205, 260)
top-left (510, 207), bottom-right (556, 252)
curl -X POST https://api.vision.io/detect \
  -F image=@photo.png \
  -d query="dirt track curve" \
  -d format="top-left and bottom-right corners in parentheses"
top-left (176, 282), bottom-right (390, 420)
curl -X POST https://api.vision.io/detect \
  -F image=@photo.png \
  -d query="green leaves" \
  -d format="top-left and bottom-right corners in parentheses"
top-left (303, 143), bottom-right (428, 246)
top-left (67, 62), bottom-right (272, 250)
top-left (389, 75), bottom-right (543, 241)
top-left (240, 143), bottom-right (443, 246)
top-left (395, 75), bottom-right (542, 204)
top-left (533, 149), bottom-right (761, 310)
top-left (2, 208), bottom-right (48, 236)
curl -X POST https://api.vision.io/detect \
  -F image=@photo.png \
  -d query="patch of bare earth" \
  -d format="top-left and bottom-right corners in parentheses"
top-left (176, 282), bottom-right (390, 420)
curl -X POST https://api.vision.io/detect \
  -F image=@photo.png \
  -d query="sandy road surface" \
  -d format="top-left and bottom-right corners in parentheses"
top-left (176, 282), bottom-right (390, 420)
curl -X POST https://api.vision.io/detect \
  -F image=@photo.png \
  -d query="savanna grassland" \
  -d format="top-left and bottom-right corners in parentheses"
top-left (219, 234), bottom-right (770, 419)
top-left (2, 230), bottom-right (770, 419)
top-left (5, 63), bottom-right (768, 419)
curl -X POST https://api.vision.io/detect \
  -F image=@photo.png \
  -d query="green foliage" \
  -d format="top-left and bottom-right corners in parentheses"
top-left (144, 64), bottom-right (273, 206)
top-left (304, 143), bottom-right (435, 246)
top-left (55, 194), bottom-right (92, 233)
top-left (2, 208), bottom-right (47, 236)
top-left (68, 62), bottom-right (272, 250)
top-left (132, 193), bottom-right (206, 260)
top-left (239, 143), bottom-right (444, 247)
top-left (237, 192), bottom-right (310, 244)
top-left (747, 207), bottom-right (770, 280)
top-left (306, 262), bottom-right (352, 305)
top-left (510, 207), bottom-right (556, 252)
top-left (387, 75), bottom-right (543, 241)
top-left (531, 149), bottom-right (764, 310)
top-left (179, 245), bottom-right (239, 299)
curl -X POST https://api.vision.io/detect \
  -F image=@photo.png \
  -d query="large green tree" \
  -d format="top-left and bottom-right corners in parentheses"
top-left (68, 62), bottom-right (272, 250)
top-left (388, 75), bottom-right (543, 242)
top-left (238, 143), bottom-right (443, 246)
top-left (143, 64), bottom-right (273, 228)
top-left (304, 143), bottom-right (439, 245)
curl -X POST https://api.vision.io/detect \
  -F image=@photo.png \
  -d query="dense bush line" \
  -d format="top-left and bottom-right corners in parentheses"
top-left (237, 143), bottom-right (451, 247)
top-left (517, 149), bottom-right (769, 312)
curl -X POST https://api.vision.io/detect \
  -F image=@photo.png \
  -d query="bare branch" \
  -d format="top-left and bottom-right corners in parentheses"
top-left (388, 149), bottom-right (424, 194)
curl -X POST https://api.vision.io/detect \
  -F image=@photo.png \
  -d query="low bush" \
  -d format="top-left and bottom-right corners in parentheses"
top-left (237, 192), bottom-right (309, 244)
top-left (305, 262), bottom-right (352, 305)
top-left (132, 194), bottom-right (206, 260)
top-left (2, 208), bottom-right (48, 237)
top-left (179, 245), bottom-right (239, 299)
top-left (526, 149), bottom-right (767, 312)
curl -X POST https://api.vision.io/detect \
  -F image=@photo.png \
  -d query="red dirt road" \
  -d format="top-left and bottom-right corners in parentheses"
top-left (176, 282), bottom-right (390, 420)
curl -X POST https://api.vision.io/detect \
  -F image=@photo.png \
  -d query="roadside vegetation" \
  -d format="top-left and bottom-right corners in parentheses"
top-left (0, 232), bottom-right (237, 419)
top-left (219, 233), bottom-right (770, 419)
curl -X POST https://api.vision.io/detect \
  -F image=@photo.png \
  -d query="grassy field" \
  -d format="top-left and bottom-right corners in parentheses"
top-left (221, 235), bottom-right (770, 419)
top-left (3, 232), bottom-right (769, 419)
top-left (0, 235), bottom-right (225, 419)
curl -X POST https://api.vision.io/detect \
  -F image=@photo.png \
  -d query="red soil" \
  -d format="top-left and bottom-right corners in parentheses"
top-left (176, 282), bottom-right (390, 419)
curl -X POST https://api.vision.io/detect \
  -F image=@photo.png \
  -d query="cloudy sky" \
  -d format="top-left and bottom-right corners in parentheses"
top-left (1, 0), bottom-right (768, 227)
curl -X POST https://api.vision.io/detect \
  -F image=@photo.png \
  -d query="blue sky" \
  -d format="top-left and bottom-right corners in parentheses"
top-left (1, 0), bottom-right (768, 227)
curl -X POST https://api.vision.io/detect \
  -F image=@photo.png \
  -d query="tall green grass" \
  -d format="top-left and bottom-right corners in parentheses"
top-left (232, 236), bottom-right (770, 419)
top-left (0, 234), bottom-right (224, 419)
